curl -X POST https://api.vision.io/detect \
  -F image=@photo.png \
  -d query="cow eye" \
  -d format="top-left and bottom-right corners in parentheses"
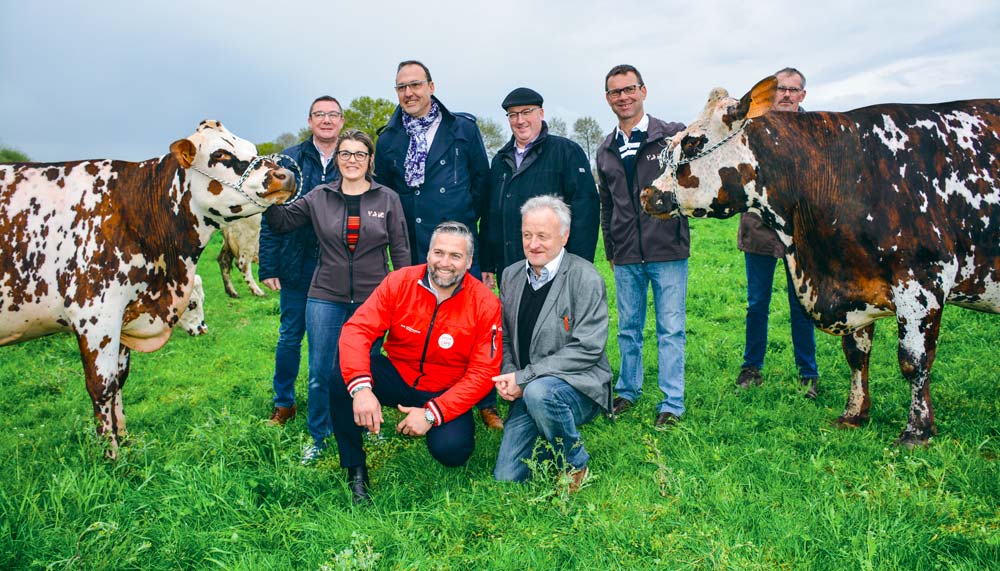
top-left (680, 135), bottom-right (707, 158)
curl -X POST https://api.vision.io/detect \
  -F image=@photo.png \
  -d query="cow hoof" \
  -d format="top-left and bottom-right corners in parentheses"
top-left (894, 431), bottom-right (932, 448)
top-left (835, 415), bottom-right (868, 429)
top-left (225, 290), bottom-right (240, 299)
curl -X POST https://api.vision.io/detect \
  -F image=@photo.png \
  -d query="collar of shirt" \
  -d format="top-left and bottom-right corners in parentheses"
top-left (421, 113), bottom-right (443, 151)
top-left (615, 113), bottom-right (649, 141)
top-left (525, 247), bottom-right (566, 290)
top-left (313, 139), bottom-right (336, 169)
top-left (513, 135), bottom-right (539, 169)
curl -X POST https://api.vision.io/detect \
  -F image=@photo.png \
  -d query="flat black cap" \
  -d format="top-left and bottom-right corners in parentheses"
top-left (502, 87), bottom-right (543, 110)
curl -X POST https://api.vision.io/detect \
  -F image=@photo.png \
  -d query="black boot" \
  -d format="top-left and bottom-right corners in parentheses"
top-left (347, 465), bottom-right (370, 504)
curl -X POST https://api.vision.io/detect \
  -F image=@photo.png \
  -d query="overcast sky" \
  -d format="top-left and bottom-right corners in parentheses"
top-left (2, 0), bottom-right (998, 162)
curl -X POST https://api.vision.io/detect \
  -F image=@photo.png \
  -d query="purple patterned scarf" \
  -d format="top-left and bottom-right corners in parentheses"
top-left (402, 100), bottom-right (441, 188)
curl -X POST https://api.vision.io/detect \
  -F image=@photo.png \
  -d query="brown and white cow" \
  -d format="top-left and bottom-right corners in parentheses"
top-left (177, 274), bottom-right (208, 336)
top-left (641, 77), bottom-right (999, 446)
top-left (218, 213), bottom-right (265, 298)
top-left (0, 120), bottom-right (295, 456)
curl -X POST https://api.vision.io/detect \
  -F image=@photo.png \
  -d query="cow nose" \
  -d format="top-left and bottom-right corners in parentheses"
top-left (272, 171), bottom-right (287, 181)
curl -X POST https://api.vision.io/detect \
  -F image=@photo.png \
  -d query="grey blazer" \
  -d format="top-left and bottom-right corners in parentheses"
top-left (500, 252), bottom-right (613, 410)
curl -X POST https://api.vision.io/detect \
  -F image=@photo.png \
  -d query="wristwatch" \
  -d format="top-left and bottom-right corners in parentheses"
top-left (423, 408), bottom-right (435, 426)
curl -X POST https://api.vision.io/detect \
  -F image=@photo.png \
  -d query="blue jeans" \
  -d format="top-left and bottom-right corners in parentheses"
top-left (494, 376), bottom-right (601, 482)
top-left (742, 252), bottom-right (818, 378)
top-left (271, 285), bottom-right (309, 408)
top-left (305, 298), bottom-right (365, 448)
top-left (613, 260), bottom-right (688, 415)
top-left (330, 354), bottom-right (476, 468)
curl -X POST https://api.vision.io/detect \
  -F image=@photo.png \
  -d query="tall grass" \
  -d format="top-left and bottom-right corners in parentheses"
top-left (1, 218), bottom-right (997, 570)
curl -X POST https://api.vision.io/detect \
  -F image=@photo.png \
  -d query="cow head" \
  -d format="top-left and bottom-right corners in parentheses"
top-left (177, 274), bottom-right (207, 336)
top-left (169, 120), bottom-right (295, 223)
top-left (641, 77), bottom-right (778, 220)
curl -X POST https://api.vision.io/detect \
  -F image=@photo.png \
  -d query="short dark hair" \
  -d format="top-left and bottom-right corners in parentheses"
top-left (309, 95), bottom-right (342, 115)
top-left (397, 60), bottom-right (432, 82)
top-left (774, 67), bottom-right (806, 88)
top-left (605, 64), bottom-right (644, 91)
top-left (430, 221), bottom-right (474, 258)
top-left (335, 129), bottom-right (375, 180)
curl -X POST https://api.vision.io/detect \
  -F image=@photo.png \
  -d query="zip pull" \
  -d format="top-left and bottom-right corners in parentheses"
top-left (563, 315), bottom-right (570, 332)
top-left (490, 324), bottom-right (497, 358)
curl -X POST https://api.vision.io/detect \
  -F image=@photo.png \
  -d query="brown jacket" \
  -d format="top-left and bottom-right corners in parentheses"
top-left (737, 212), bottom-right (785, 258)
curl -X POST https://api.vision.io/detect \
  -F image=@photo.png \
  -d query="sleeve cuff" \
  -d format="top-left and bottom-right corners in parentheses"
top-left (347, 376), bottom-right (373, 396)
top-left (425, 400), bottom-right (443, 426)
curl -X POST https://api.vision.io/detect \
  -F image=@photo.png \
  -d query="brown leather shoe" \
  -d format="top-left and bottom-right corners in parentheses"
top-left (268, 405), bottom-right (296, 426)
top-left (568, 465), bottom-right (590, 493)
top-left (654, 411), bottom-right (679, 430)
top-left (479, 406), bottom-right (504, 430)
top-left (612, 396), bottom-right (634, 416)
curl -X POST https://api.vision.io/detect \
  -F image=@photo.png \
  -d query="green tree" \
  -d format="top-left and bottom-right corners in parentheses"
top-left (0, 146), bottom-right (30, 163)
top-left (572, 116), bottom-right (603, 165)
top-left (297, 126), bottom-right (312, 143)
top-left (343, 96), bottom-right (396, 143)
top-left (547, 116), bottom-right (567, 137)
top-left (477, 117), bottom-right (506, 160)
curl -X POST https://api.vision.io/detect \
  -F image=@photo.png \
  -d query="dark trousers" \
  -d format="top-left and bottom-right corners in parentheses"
top-left (330, 354), bottom-right (476, 469)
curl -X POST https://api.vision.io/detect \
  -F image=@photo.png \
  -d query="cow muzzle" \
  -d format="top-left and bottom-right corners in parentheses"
top-left (262, 167), bottom-right (296, 204)
top-left (640, 185), bottom-right (680, 219)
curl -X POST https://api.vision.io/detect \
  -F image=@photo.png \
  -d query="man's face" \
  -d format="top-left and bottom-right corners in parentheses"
top-left (605, 71), bottom-right (646, 123)
top-left (507, 105), bottom-right (544, 146)
top-left (773, 71), bottom-right (806, 112)
top-left (427, 233), bottom-right (471, 289)
top-left (522, 208), bottom-right (569, 272)
top-left (308, 100), bottom-right (345, 145)
top-left (395, 64), bottom-right (435, 118)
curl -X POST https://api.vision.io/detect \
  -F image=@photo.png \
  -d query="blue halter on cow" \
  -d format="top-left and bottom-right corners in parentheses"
top-left (641, 77), bottom-right (999, 446)
top-left (0, 121), bottom-right (297, 457)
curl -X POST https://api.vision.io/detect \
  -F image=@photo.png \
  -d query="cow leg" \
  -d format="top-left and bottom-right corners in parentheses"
top-left (218, 241), bottom-right (240, 298)
top-left (836, 324), bottom-right (874, 428)
top-left (239, 253), bottom-right (266, 297)
top-left (77, 332), bottom-right (130, 458)
top-left (893, 290), bottom-right (944, 447)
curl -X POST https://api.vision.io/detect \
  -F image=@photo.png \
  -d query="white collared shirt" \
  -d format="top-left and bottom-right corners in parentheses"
top-left (525, 247), bottom-right (566, 290)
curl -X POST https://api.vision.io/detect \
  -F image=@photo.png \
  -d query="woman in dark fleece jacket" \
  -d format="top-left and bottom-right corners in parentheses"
top-left (265, 129), bottom-right (410, 462)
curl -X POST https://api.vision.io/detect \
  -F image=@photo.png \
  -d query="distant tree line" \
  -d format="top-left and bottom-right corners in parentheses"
top-left (0, 146), bottom-right (30, 163)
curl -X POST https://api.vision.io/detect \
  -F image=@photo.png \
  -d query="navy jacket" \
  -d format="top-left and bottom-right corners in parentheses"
top-left (481, 123), bottom-right (599, 274)
top-left (374, 96), bottom-right (490, 267)
top-left (258, 138), bottom-right (339, 288)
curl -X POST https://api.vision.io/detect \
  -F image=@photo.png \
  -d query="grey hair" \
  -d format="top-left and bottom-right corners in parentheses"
top-left (774, 67), bottom-right (806, 88)
top-left (429, 221), bottom-right (475, 258)
top-left (521, 195), bottom-right (571, 235)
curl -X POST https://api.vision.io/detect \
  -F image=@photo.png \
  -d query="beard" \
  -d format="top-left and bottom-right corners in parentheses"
top-left (429, 265), bottom-right (465, 289)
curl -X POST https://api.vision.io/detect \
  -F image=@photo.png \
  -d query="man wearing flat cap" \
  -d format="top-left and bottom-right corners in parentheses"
top-left (480, 87), bottom-right (600, 290)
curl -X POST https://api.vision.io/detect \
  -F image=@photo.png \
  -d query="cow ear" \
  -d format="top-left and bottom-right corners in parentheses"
top-left (727, 76), bottom-right (778, 123)
top-left (170, 138), bottom-right (197, 169)
top-left (744, 76), bottom-right (778, 119)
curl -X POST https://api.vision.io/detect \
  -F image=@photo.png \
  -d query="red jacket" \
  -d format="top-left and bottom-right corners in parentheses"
top-left (340, 264), bottom-right (502, 424)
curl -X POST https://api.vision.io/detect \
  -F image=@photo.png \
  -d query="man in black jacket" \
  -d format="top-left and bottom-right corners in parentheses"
top-left (481, 87), bottom-right (599, 289)
top-left (259, 95), bottom-right (342, 430)
top-left (596, 65), bottom-right (689, 429)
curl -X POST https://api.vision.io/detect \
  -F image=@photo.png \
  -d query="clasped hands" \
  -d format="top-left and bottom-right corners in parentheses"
top-left (352, 388), bottom-right (432, 437)
top-left (493, 372), bottom-right (522, 401)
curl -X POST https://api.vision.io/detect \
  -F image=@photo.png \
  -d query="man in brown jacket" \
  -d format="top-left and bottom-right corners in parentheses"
top-left (735, 67), bottom-right (820, 399)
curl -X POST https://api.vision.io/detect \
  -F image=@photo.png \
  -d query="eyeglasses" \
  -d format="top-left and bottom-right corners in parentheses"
top-left (337, 150), bottom-right (370, 162)
top-left (605, 84), bottom-right (643, 99)
top-left (505, 107), bottom-right (540, 121)
top-left (776, 86), bottom-right (804, 94)
top-left (311, 111), bottom-right (343, 120)
top-left (394, 80), bottom-right (429, 93)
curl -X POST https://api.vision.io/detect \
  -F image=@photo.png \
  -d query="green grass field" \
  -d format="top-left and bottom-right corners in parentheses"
top-left (1, 217), bottom-right (997, 570)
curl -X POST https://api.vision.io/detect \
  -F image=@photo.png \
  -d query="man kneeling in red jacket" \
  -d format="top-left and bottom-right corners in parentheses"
top-left (336, 221), bottom-right (503, 503)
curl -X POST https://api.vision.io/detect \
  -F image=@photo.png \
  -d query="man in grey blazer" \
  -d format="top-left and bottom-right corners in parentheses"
top-left (493, 195), bottom-right (612, 491)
